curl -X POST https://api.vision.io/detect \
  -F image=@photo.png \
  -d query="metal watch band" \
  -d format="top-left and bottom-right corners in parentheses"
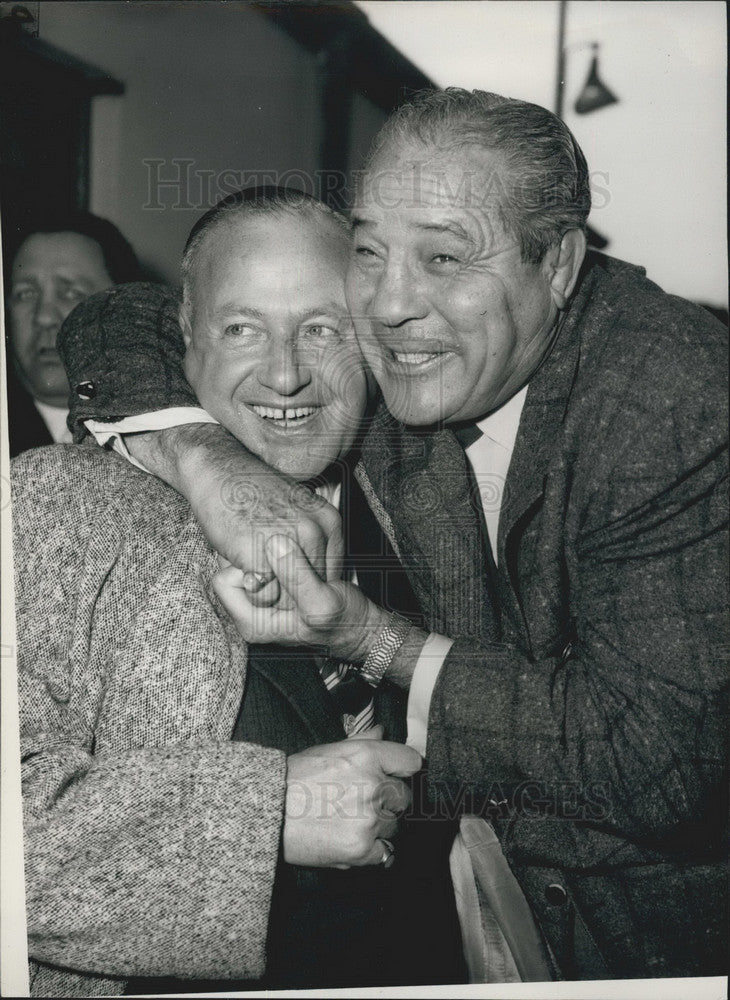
top-left (359, 612), bottom-right (413, 688)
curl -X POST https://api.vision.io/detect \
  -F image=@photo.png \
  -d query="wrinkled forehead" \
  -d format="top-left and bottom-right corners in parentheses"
top-left (200, 207), bottom-right (348, 262)
top-left (356, 139), bottom-right (507, 214)
top-left (353, 141), bottom-right (512, 253)
top-left (190, 210), bottom-right (349, 287)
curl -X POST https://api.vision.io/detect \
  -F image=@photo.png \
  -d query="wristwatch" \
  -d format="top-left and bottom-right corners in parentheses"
top-left (358, 612), bottom-right (413, 688)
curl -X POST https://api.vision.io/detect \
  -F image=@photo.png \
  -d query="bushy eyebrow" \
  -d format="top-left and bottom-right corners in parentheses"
top-left (414, 221), bottom-right (475, 243)
top-left (350, 216), bottom-right (475, 246)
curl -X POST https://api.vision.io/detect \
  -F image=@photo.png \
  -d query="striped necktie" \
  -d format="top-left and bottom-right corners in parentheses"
top-left (317, 655), bottom-right (376, 737)
top-left (301, 474), bottom-right (377, 737)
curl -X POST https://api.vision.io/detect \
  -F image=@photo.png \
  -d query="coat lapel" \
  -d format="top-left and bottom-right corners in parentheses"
top-left (360, 408), bottom-right (495, 640)
top-left (498, 256), bottom-right (604, 564)
top-left (498, 316), bottom-right (583, 564)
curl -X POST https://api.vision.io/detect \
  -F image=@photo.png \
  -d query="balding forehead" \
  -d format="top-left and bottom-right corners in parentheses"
top-left (184, 204), bottom-right (350, 300)
top-left (200, 205), bottom-right (349, 260)
top-left (183, 206), bottom-right (352, 325)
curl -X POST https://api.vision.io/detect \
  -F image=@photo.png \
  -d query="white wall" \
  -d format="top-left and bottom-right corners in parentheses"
top-left (357, 0), bottom-right (727, 307)
top-left (37, 1), bottom-right (323, 284)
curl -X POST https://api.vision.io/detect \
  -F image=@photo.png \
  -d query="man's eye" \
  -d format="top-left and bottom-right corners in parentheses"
top-left (224, 323), bottom-right (260, 338)
top-left (11, 287), bottom-right (36, 303)
top-left (59, 287), bottom-right (86, 303)
top-left (301, 324), bottom-right (339, 340)
top-left (431, 253), bottom-right (460, 265)
top-left (354, 245), bottom-right (379, 261)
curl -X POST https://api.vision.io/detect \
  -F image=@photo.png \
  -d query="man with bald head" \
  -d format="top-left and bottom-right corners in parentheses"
top-left (12, 187), bottom-right (467, 997)
top-left (61, 89), bottom-right (727, 982)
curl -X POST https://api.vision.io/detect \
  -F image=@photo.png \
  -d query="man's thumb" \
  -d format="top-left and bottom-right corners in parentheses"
top-left (373, 741), bottom-right (423, 777)
top-left (266, 533), bottom-right (324, 608)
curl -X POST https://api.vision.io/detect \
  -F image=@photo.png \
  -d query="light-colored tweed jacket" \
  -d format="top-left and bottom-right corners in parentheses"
top-left (12, 444), bottom-right (287, 998)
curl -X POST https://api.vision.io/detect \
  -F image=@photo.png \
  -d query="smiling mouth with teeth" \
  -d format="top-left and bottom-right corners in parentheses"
top-left (250, 404), bottom-right (320, 427)
top-left (392, 350), bottom-right (446, 366)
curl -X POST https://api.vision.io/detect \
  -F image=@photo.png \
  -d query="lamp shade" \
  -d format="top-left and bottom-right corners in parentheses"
top-left (574, 47), bottom-right (618, 114)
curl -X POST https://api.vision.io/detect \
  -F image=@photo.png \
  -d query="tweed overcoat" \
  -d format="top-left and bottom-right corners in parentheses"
top-left (12, 443), bottom-right (466, 997)
top-left (12, 445), bottom-right (286, 997)
top-left (353, 254), bottom-right (729, 978)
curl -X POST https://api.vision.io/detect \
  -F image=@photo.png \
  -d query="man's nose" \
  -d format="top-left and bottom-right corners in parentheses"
top-left (257, 342), bottom-right (313, 396)
top-left (367, 261), bottom-right (428, 328)
top-left (33, 293), bottom-right (64, 335)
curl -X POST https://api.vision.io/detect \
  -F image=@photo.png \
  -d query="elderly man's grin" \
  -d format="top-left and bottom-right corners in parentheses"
top-left (386, 345), bottom-right (458, 372)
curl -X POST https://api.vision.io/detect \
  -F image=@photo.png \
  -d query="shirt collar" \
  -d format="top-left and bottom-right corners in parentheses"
top-left (33, 400), bottom-right (71, 444)
top-left (473, 384), bottom-right (529, 453)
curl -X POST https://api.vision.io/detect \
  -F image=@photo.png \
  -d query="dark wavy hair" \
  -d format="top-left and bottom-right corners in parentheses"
top-left (364, 87), bottom-right (591, 264)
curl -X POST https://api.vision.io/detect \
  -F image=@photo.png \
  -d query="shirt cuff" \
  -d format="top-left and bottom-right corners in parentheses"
top-left (406, 632), bottom-right (453, 756)
top-left (86, 407), bottom-right (219, 473)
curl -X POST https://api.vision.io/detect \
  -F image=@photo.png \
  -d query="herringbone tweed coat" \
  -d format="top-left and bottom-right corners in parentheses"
top-left (12, 444), bottom-right (466, 997)
top-left (353, 254), bottom-right (729, 979)
top-left (12, 445), bottom-right (286, 998)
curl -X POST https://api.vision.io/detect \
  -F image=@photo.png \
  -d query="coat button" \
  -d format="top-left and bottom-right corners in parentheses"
top-left (545, 883), bottom-right (568, 905)
top-left (75, 380), bottom-right (97, 400)
top-left (561, 640), bottom-right (574, 662)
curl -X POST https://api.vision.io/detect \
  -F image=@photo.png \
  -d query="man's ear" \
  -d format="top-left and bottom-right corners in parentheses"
top-left (546, 229), bottom-right (587, 310)
top-left (179, 300), bottom-right (201, 387)
top-left (179, 301), bottom-right (193, 348)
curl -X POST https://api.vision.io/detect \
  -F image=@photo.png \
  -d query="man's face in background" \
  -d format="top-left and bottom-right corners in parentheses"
top-left (8, 231), bottom-right (114, 406)
top-left (182, 209), bottom-right (370, 481)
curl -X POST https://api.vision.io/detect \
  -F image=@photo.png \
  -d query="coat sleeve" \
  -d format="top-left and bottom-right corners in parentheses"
top-left (56, 282), bottom-right (198, 443)
top-left (425, 332), bottom-right (729, 859)
top-left (13, 449), bottom-right (287, 981)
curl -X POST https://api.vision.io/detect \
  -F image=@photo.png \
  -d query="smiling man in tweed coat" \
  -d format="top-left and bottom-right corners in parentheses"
top-left (10, 189), bottom-right (459, 997)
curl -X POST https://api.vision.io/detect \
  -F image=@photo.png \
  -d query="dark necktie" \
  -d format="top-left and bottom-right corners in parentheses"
top-left (452, 421), bottom-right (484, 450)
top-left (297, 475), bottom-right (378, 735)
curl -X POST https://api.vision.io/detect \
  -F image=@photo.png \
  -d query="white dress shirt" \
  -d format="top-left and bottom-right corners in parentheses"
top-left (35, 401), bottom-right (72, 444)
